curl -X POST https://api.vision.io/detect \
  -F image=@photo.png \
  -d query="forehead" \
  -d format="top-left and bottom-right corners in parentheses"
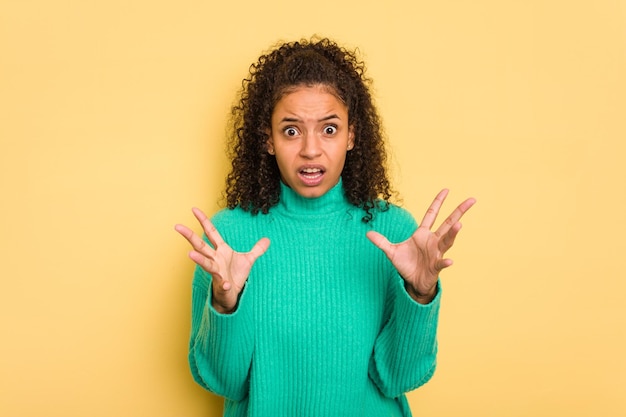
top-left (272, 85), bottom-right (347, 117)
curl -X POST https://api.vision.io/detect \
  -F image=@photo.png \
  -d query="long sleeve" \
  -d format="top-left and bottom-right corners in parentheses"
top-left (186, 183), bottom-right (444, 416)
top-left (368, 275), bottom-right (441, 398)
top-left (189, 265), bottom-right (254, 401)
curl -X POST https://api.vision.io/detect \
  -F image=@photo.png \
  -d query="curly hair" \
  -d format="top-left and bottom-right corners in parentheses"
top-left (224, 37), bottom-right (394, 223)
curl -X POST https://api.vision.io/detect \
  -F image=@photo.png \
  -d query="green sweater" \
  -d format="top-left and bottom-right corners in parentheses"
top-left (189, 180), bottom-right (441, 416)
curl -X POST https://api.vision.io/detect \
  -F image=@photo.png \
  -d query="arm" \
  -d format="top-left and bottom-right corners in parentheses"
top-left (188, 266), bottom-right (254, 400)
top-left (176, 207), bottom-right (269, 399)
top-left (367, 190), bottom-right (475, 396)
top-left (368, 276), bottom-right (441, 397)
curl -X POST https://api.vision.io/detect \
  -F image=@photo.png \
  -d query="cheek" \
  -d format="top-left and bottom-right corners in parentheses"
top-left (273, 152), bottom-right (294, 177)
top-left (332, 147), bottom-right (349, 164)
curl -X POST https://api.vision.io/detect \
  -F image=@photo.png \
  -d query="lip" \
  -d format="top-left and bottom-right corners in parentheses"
top-left (297, 164), bottom-right (326, 187)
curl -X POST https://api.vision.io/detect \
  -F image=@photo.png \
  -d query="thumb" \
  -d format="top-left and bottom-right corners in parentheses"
top-left (366, 231), bottom-right (393, 257)
top-left (248, 237), bottom-right (270, 261)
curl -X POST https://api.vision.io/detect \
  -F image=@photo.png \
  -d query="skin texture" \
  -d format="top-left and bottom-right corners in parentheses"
top-left (266, 85), bottom-right (354, 199)
top-left (223, 38), bottom-right (393, 223)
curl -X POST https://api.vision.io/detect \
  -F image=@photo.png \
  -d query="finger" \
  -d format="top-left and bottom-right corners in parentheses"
top-left (247, 237), bottom-right (271, 261)
top-left (366, 231), bottom-right (394, 258)
top-left (420, 189), bottom-right (449, 230)
top-left (174, 223), bottom-right (193, 240)
top-left (192, 207), bottom-right (226, 248)
top-left (175, 223), bottom-right (214, 256)
top-left (435, 258), bottom-right (454, 272)
top-left (438, 222), bottom-right (462, 254)
top-left (188, 250), bottom-right (218, 275)
top-left (435, 197), bottom-right (476, 237)
top-left (188, 250), bottom-right (231, 292)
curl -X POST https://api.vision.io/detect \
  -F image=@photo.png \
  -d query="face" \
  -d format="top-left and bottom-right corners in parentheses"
top-left (267, 85), bottom-right (354, 199)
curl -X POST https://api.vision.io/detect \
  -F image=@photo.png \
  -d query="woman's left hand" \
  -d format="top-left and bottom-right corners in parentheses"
top-left (366, 189), bottom-right (476, 304)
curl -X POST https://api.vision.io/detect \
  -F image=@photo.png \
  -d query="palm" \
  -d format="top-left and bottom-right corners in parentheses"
top-left (175, 207), bottom-right (270, 313)
top-left (208, 240), bottom-right (262, 302)
top-left (367, 189), bottom-right (475, 302)
top-left (388, 228), bottom-right (445, 295)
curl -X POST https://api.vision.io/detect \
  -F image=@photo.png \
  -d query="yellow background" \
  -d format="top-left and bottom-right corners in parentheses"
top-left (1, 0), bottom-right (624, 416)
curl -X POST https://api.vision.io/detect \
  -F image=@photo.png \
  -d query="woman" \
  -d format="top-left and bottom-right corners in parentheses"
top-left (175, 37), bottom-right (475, 416)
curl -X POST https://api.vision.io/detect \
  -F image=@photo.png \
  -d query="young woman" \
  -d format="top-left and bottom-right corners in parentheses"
top-left (175, 38), bottom-right (475, 416)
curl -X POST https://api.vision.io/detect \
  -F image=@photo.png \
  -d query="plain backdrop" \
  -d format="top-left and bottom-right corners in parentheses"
top-left (1, 0), bottom-right (625, 416)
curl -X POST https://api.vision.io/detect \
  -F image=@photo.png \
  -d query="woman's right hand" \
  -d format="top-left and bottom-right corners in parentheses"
top-left (175, 207), bottom-right (270, 314)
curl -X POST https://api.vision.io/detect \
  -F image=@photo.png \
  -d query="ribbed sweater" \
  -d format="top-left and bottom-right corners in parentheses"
top-left (189, 180), bottom-right (441, 417)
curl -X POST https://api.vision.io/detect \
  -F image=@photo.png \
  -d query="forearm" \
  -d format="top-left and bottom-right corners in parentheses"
top-left (189, 269), bottom-right (254, 400)
top-left (369, 277), bottom-right (441, 397)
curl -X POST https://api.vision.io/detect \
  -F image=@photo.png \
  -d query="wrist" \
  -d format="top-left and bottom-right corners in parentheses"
top-left (405, 282), bottom-right (437, 305)
top-left (212, 300), bottom-right (236, 314)
top-left (211, 290), bottom-right (238, 314)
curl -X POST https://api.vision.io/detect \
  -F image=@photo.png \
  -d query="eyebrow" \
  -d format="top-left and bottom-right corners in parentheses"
top-left (279, 114), bottom-right (342, 123)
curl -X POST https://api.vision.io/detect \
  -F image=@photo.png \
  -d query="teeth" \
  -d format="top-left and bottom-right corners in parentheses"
top-left (302, 168), bottom-right (321, 173)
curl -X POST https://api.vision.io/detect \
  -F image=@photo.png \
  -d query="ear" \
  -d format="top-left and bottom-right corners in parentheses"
top-left (347, 125), bottom-right (355, 150)
top-left (265, 130), bottom-right (275, 155)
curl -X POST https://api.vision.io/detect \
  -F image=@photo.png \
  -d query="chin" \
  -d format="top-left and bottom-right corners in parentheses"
top-left (296, 186), bottom-right (329, 199)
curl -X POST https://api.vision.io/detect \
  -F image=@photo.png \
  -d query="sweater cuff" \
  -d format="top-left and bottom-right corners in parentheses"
top-left (206, 283), bottom-right (251, 322)
top-left (394, 276), bottom-right (441, 335)
top-left (399, 276), bottom-right (442, 307)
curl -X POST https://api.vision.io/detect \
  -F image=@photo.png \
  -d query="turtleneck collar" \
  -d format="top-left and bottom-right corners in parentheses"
top-left (275, 178), bottom-right (350, 216)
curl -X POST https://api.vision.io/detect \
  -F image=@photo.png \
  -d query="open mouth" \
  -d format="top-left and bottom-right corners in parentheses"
top-left (299, 167), bottom-right (325, 185)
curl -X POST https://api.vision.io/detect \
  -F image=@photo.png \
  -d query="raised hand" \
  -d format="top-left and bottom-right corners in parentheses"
top-left (367, 189), bottom-right (475, 304)
top-left (175, 208), bottom-right (270, 313)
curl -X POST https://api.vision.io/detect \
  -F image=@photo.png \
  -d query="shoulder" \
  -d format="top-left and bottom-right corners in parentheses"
top-left (369, 202), bottom-right (418, 243)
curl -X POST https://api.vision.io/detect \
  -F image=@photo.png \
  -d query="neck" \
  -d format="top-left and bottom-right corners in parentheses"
top-left (277, 179), bottom-right (349, 215)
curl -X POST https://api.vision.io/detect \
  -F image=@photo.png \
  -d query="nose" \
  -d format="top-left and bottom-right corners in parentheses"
top-left (299, 134), bottom-right (322, 159)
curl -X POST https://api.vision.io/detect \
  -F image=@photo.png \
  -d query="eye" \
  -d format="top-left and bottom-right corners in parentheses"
top-left (283, 127), bottom-right (299, 137)
top-left (323, 125), bottom-right (338, 135)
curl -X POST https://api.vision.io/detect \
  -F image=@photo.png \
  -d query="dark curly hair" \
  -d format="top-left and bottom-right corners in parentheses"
top-left (224, 37), bottom-right (394, 223)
